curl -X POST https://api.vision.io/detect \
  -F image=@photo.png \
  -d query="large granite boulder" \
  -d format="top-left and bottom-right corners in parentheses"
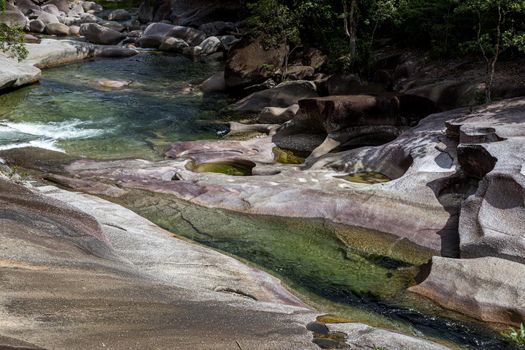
top-left (167, 25), bottom-right (206, 46)
top-left (273, 94), bottom-right (439, 155)
top-left (43, 0), bottom-right (69, 13)
top-left (445, 98), bottom-right (525, 264)
top-left (80, 23), bottom-right (125, 45)
top-left (0, 176), bottom-right (318, 349)
top-left (0, 10), bottom-right (29, 28)
top-left (0, 55), bottom-right (41, 92)
top-left (45, 22), bottom-right (69, 35)
top-left (410, 256), bottom-right (525, 326)
top-left (14, 0), bottom-right (41, 15)
top-left (225, 38), bottom-right (287, 90)
top-left (232, 81), bottom-right (318, 114)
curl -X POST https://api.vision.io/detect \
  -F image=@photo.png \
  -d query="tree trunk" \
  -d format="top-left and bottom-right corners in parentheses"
top-left (342, 0), bottom-right (358, 56)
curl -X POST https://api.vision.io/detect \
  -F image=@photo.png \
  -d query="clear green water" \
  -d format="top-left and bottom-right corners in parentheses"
top-left (0, 54), bottom-right (229, 160)
top-left (116, 190), bottom-right (516, 350)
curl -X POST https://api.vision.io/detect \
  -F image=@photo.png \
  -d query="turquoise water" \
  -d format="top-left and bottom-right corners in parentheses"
top-left (0, 53), bottom-right (229, 159)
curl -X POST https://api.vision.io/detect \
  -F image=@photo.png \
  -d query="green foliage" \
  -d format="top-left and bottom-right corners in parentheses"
top-left (246, 0), bottom-right (525, 76)
top-left (246, 0), bottom-right (300, 48)
top-left (504, 323), bottom-right (525, 347)
top-left (0, 24), bottom-right (28, 60)
top-left (0, 0), bottom-right (28, 61)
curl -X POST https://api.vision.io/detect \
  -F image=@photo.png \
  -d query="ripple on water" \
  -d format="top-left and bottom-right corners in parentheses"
top-left (0, 53), bottom-right (229, 159)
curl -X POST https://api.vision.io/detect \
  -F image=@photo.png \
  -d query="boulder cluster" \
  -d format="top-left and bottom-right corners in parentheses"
top-left (0, 0), bottom-right (243, 58)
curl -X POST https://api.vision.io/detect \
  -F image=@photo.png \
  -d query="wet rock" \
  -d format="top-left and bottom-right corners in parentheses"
top-left (225, 38), bottom-right (287, 90)
top-left (98, 79), bottom-right (132, 89)
top-left (80, 23), bottom-right (125, 45)
top-left (232, 80), bottom-right (318, 114)
top-left (108, 9), bottom-right (131, 21)
top-left (45, 22), bottom-right (70, 36)
top-left (409, 256), bottom-right (525, 326)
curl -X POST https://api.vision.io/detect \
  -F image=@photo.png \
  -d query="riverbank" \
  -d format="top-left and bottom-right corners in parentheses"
top-left (0, 0), bottom-right (524, 348)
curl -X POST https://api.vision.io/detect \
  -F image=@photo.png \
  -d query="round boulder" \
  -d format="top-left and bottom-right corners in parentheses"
top-left (0, 11), bottom-right (29, 28)
top-left (199, 36), bottom-right (222, 55)
top-left (80, 23), bottom-right (124, 45)
top-left (29, 19), bottom-right (46, 33)
top-left (45, 22), bottom-right (69, 35)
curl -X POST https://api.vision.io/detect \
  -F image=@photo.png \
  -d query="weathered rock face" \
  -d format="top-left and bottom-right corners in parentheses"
top-left (0, 10), bottom-right (29, 28)
top-left (445, 98), bottom-right (525, 264)
top-left (273, 94), bottom-right (439, 155)
top-left (80, 23), bottom-right (125, 45)
top-left (2, 106), bottom-right (464, 255)
top-left (0, 178), bottom-right (319, 349)
top-left (44, 0), bottom-right (69, 13)
top-left (45, 22), bottom-right (70, 35)
top-left (225, 38), bottom-right (287, 90)
top-left (0, 55), bottom-right (41, 92)
top-left (14, 0), bottom-right (41, 15)
top-left (232, 80), bottom-right (318, 114)
top-left (409, 256), bottom-right (525, 326)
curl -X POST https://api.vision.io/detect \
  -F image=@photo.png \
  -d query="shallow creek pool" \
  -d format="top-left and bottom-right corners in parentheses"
top-left (0, 52), bottom-right (517, 349)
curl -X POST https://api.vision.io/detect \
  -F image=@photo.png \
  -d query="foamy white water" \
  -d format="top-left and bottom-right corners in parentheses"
top-left (0, 140), bottom-right (64, 152)
top-left (0, 119), bottom-right (105, 140)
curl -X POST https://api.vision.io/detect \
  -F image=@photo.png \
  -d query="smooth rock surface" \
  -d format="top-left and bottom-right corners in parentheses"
top-left (409, 256), bottom-right (525, 326)
top-left (80, 22), bottom-right (124, 45)
top-left (0, 178), bottom-right (319, 349)
top-left (232, 80), bottom-right (318, 114)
